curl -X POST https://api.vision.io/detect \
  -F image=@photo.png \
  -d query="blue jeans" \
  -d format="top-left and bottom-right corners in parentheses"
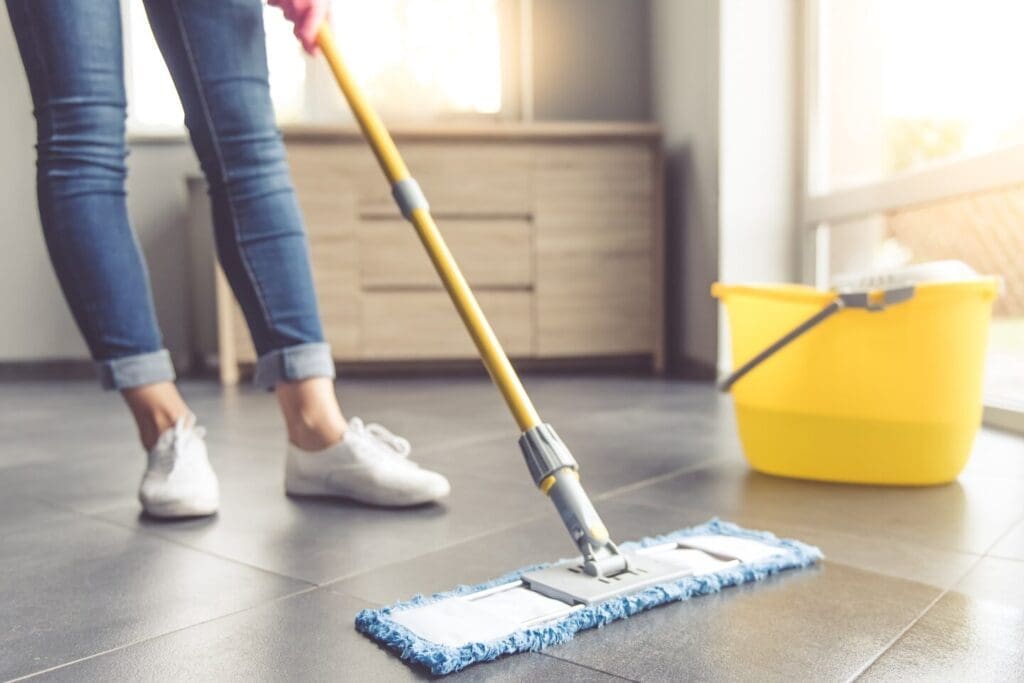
top-left (6, 0), bottom-right (334, 390)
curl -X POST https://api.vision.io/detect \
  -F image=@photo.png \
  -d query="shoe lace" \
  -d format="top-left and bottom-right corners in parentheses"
top-left (356, 419), bottom-right (411, 458)
top-left (153, 414), bottom-right (207, 474)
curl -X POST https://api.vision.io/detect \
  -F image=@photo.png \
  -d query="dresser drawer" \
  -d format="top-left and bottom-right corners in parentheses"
top-left (210, 125), bottom-right (664, 383)
top-left (357, 144), bottom-right (533, 218)
top-left (359, 219), bottom-right (533, 289)
top-left (309, 237), bottom-right (361, 355)
top-left (360, 290), bottom-right (533, 359)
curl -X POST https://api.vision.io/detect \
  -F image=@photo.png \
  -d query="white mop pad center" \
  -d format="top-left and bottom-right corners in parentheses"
top-left (389, 534), bottom-right (787, 648)
top-left (391, 585), bottom-right (572, 647)
top-left (676, 534), bottom-right (789, 562)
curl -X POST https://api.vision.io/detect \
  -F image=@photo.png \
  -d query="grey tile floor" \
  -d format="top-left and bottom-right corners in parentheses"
top-left (1, 376), bottom-right (1022, 681)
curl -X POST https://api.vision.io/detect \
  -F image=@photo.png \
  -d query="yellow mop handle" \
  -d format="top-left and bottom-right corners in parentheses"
top-left (316, 25), bottom-right (541, 432)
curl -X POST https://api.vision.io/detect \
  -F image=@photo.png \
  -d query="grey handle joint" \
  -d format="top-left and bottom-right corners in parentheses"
top-left (836, 284), bottom-right (915, 311)
top-left (519, 423), bottom-right (578, 486)
top-left (391, 178), bottom-right (429, 220)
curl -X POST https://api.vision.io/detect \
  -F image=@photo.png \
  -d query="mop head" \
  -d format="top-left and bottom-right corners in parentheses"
top-left (355, 519), bottom-right (823, 675)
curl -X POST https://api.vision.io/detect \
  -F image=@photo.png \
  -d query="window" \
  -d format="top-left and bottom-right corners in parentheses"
top-left (124, 0), bottom-right (504, 134)
top-left (124, 2), bottom-right (306, 133)
top-left (814, 0), bottom-right (1024, 192)
top-left (803, 0), bottom-right (1024, 428)
top-left (328, 0), bottom-right (502, 119)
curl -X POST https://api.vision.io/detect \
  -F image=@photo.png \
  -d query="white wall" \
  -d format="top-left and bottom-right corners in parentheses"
top-left (718, 0), bottom-right (800, 371)
top-left (719, 0), bottom-right (799, 285)
top-left (0, 14), bottom-right (88, 361)
top-left (651, 0), bottom-right (721, 376)
top-left (532, 0), bottom-right (652, 121)
top-left (0, 9), bottom-right (198, 366)
top-left (652, 0), bottom-right (800, 377)
top-left (126, 144), bottom-right (200, 370)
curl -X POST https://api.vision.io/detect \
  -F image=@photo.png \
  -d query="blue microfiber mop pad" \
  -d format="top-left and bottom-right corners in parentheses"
top-left (355, 518), bottom-right (823, 675)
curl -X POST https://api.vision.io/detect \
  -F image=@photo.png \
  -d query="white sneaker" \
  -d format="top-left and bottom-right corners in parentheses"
top-left (285, 418), bottom-right (451, 507)
top-left (139, 414), bottom-right (220, 518)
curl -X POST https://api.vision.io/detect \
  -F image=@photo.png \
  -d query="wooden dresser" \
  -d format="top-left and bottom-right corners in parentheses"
top-left (189, 123), bottom-right (664, 383)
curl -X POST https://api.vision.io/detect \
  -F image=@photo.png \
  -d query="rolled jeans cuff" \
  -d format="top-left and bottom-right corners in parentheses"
top-left (253, 342), bottom-right (335, 391)
top-left (97, 349), bottom-right (176, 390)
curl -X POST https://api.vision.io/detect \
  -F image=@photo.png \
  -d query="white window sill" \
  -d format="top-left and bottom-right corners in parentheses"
top-left (984, 402), bottom-right (1024, 435)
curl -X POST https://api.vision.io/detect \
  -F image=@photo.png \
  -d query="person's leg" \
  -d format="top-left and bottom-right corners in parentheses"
top-left (139, 0), bottom-right (448, 506)
top-left (275, 378), bottom-right (345, 450)
top-left (5, 0), bottom-right (190, 450)
top-left (142, 0), bottom-right (343, 449)
top-left (123, 383), bottom-right (190, 450)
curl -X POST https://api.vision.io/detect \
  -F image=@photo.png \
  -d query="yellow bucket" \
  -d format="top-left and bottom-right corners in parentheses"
top-left (712, 279), bottom-right (1000, 485)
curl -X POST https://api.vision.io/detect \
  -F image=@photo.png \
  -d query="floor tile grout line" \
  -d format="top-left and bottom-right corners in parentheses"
top-left (602, 469), bottom-right (1024, 681)
top-left (979, 510), bottom-right (1024, 562)
top-left (9, 585), bottom-right (323, 683)
top-left (592, 457), bottom-right (726, 503)
top-left (69, 505), bottom-right (319, 589)
top-left (976, 554), bottom-right (1024, 564)
top-left (321, 465), bottom-right (746, 601)
top-left (537, 652), bottom-right (640, 682)
top-left (318, 509), bottom-right (555, 591)
top-left (16, 448), bottom-right (728, 598)
top-left (843, 586), bottom-right (954, 683)
top-left (596, 477), bottom-right (1016, 568)
top-left (947, 509), bottom-right (1024, 581)
top-left (13, 492), bottom-right (317, 586)
top-left (412, 397), bottom-right (693, 463)
top-left (845, 548), bottom-right (992, 683)
top-left (414, 428), bottom-right (518, 459)
top-left (634, 493), bottom-right (987, 561)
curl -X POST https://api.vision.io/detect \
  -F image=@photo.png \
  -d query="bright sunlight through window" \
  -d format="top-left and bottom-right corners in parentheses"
top-left (331, 0), bottom-right (502, 118)
top-left (125, 0), bottom-right (502, 133)
top-left (820, 0), bottom-right (1024, 190)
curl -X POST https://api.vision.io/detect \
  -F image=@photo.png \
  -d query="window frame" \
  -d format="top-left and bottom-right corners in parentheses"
top-left (799, 0), bottom-right (1024, 433)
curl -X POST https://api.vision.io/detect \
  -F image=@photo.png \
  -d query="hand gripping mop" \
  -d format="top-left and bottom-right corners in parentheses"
top-left (315, 26), bottom-right (822, 675)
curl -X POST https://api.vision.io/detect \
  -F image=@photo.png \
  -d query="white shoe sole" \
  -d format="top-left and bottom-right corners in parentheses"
top-left (142, 498), bottom-right (219, 519)
top-left (283, 469), bottom-right (335, 498)
top-left (285, 465), bottom-right (448, 507)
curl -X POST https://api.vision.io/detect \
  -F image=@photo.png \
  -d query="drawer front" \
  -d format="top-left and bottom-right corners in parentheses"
top-left (231, 300), bottom-right (257, 363)
top-left (533, 143), bottom-right (656, 356)
top-left (360, 290), bottom-right (533, 359)
top-left (288, 143), bottom-right (368, 239)
top-left (216, 136), bottom-right (661, 370)
top-left (357, 144), bottom-right (533, 218)
top-left (533, 143), bottom-right (653, 252)
top-left (536, 250), bottom-right (653, 355)
top-left (309, 237), bottom-right (361, 356)
top-left (359, 219), bottom-right (533, 289)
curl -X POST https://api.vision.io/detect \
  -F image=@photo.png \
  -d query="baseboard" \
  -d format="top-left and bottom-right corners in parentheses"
top-left (226, 355), bottom-right (657, 382)
top-left (1, 354), bottom-right (664, 383)
top-left (984, 402), bottom-right (1024, 435)
top-left (667, 355), bottom-right (717, 382)
top-left (0, 357), bottom-right (200, 382)
top-left (0, 360), bottom-right (96, 381)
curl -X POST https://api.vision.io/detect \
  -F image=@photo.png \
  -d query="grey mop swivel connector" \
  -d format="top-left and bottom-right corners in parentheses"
top-left (519, 424), bottom-right (630, 577)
